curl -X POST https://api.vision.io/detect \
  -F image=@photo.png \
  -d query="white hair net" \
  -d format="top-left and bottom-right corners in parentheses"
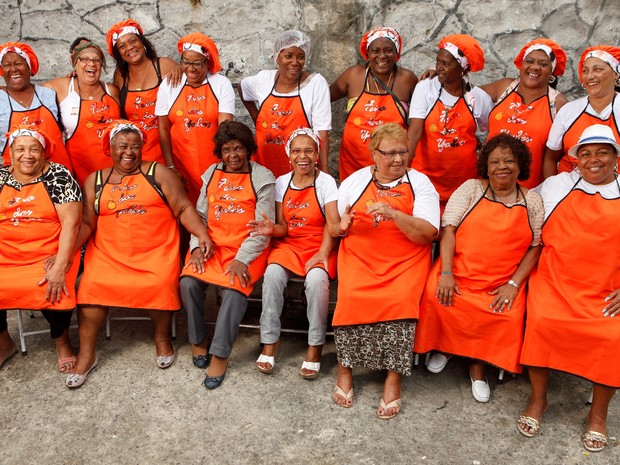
top-left (274, 30), bottom-right (311, 63)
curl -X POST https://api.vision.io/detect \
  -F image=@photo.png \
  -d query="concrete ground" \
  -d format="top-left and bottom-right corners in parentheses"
top-left (1, 296), bottom-right (618, 465)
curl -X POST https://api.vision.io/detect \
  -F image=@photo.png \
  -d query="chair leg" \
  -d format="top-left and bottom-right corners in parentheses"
top-left (16, 311), bottom-right (27, 355)
top-left (498, 369), bottom-right (505, 384)
top-left (171, 313), bottom-right (177, 341)
top-left (105, 310), bottom-right (111, 340)
top-left (413, 353), bottom-right (420, 369)
top-left (586, 385), bottom-right (593, 406)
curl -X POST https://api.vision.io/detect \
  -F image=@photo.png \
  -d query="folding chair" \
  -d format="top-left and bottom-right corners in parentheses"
top-left (105, 308), bottom-right (176, 341)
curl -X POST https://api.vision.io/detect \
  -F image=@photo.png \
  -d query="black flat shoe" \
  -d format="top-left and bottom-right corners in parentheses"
top-left (192, 354), bottom-right (211, 369)
top-left (203, 372), bottom-right (225, 390)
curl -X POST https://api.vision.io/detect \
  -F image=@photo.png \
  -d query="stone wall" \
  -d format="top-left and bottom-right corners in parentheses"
top-left (3, 0), bottom-right (618, 173)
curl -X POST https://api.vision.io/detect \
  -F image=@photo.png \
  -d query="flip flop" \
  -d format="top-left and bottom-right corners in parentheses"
top-left (57, 356), bottom-right (77, 373)
top-left (377, 398), bottom-right (401, 420)
top-left (333, 384), bottom-right (354, 408)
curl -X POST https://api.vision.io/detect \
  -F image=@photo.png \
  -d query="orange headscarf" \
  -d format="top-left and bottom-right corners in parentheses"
top-left (6, 125), bottom-right (55, 158)
top-left (438, 34), bottom-right (485, 73)
top-left (177, 33), bottom-right (222, 74)
top-left (513, 38), bottom-right (567, 76)
top-left (578, 45), bottom-right (620, 81)
top-left (101, 120), bottom-right (147, 157)
top-left (106, 19), bottom-right (144, 56)
top-left (0, 42), bottom-right (39, 76)
top-left (359, 27), bottom-right (402, 61)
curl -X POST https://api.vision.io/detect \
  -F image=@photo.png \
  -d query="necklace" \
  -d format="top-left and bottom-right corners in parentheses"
top-left (132, 61), bottom-right (150, 91)
top-left (7, 87), bottom-right (34, 108)
top-left (488, 183), bottom-right (520, 204)
top-left (369, 71), bottom-right (394, 94)
top-left (372, 167), bottom-right (403, 190)
top-left (76, 79), bottom-right (98, 101)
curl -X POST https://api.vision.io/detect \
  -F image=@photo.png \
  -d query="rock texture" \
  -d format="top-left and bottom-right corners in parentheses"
top-left (3, 0), bottom-right (618, 173)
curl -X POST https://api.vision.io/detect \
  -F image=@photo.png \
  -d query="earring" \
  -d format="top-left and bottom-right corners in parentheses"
top-left (615, 76), bottom-right (620, 87)
top-left (548, 75), bottom-right (556, 84)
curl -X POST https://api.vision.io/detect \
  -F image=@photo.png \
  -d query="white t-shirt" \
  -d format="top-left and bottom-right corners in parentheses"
top-left (240, 69), bottom-right (332, 131)
top-left (275, 171), bottom-right (338, 213)
top-left (0, 85), bottom-right (59, 153)
top-left (58, 79), bottom-right (115, 139)
top-left (535, 170), bottom-right (620, 220)
top-left (338, 166), bottom-right (440, 230)
top-left (154, 73), bottom-right (235, 117)
top-left (408, 76), bottom-right (493, 132)
top-left (546, 93), bottom-right (620, 151)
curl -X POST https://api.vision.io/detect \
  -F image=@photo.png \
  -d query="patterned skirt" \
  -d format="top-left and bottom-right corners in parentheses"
top-left (334, 320), bottom-right (415, 376)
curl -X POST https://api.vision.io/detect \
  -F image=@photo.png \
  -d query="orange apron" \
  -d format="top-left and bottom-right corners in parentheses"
top-left (254, 78), bottom-right (310, 178)
top-left (2, 88), bottom-right (72, 171)
top-left (180, 166), bottom-right (269, 296)
top-left (521, 179), bottom-right (620, 387)
top-left (339, 70), bottom-right (408, 180)
top-left (413, 88), bottom-right (479, 210)
top-left (0, 178), bottom-right (79, 310)
top-left (77, 165), bottom-right (181, 310)
top-left (558, 96), bottom-right (620, 173)
top-left (268, 176), bottom-right (337, 279)
top-left (414, 190), bottom-right (532, 373)
top-left (122, 88), bottom-right (163, 164)
top-left (333, 171), bottom-right (432, 326)
top-left (65, 89), bottom-right (121, 186)
top-left (167, 80), bottom-right (220, 204)
top-left (488, 88), bottom-right (554, 189)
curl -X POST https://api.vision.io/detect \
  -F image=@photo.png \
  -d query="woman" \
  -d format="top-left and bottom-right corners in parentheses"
top-left (66, 120), bottom-right (210, 388)
top-left (331, 27), bottom-right (417, 181)
top-left (180, 121), bottom-right (275, 389)
top-left (543, 45), bottom-right (620, 177)
top-left (0, 41), bottom-right (72, 169)
top-left (106, 19), bottom-right (180, 164)
top-left (43, 38), bottom-right (121, 186)
top-left (414, 134), bottom-right (544, 402)
top-left (155, 32), bottom-right (234, 205)
top-left (0, 127), bottom-right (81, 372)
top-left (517, 124), bottom-right (620, 453)
top-left (248, 128), bottom-right (339, 379)
top-left (485, 39), bottom-right (568, 188)
top-left (408, 34), bottom-right (493, 211)
top-left (239, 30), bottom-right (331, 178)
top-left (333, 123), bottom-right (439, 418)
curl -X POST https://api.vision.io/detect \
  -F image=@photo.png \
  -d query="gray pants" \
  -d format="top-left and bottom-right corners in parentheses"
top-left (260, 264), bottom-right (329, 346)
top-left (179, 276), bottom-right (248, 359)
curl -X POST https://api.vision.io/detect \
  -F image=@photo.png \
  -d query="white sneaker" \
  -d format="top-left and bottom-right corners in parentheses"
top-left (470, 375), bottom-right (490, 403)
top-left (426, 353), bottom-right (451, 373)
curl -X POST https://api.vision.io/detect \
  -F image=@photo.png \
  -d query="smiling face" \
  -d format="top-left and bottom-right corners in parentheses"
top-left (581, 57), bottom-right (617, 100)
top-left (276, 46), bottom-right (305, 81)
top-left (519, 50), bottom-right (553, 89)
top-left (435, 49), bottom-right (463, 86)
top-left (576, 143), bottom-right (617, 185)
top-left (110, 131), bottom-right (143, 174)
top-left (1, 51), bottom-right (32, 91)
top-left (289, 135), bottom-right (318, 176)
top-left (9, 135), bottom-right (46, 178)
top-left (487, 145), bottom-right (520, 191)
top-left (221, 139), bottom-right (250, 172)
top-left (181, 50), bottom-right (208, 86)
top-left (115, 33), bottom-right (145, 65)
top-left (367, 37), bottom-right (397, 76)
top-left (74, 47), bottom-right (103, 85)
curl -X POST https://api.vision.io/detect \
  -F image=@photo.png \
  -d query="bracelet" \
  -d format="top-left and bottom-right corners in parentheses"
top-left (167, 165), bottom-right (175, 169)
top-left (441, 271), bottom-right (453, 275)
top-left (336, 226), bottom-right (348, 237)
top-left (508, 279), bottom-right (520, 289)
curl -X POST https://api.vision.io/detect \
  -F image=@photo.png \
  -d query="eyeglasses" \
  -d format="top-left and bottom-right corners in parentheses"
top-left (221, 145), bottom-right (248, 155)
top-left (289, 148), bottom-right (317, 156)
top-left (77, 56), bottom-right (103, 65)
top-left (375, 148), bottom-right (408, 159)
top-left (180, 59), bottom-right (207, 69)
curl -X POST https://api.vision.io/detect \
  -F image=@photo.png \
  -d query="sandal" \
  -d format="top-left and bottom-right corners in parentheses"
top-left (300, 361), bottom-right (320, 380)
top-left (333, 385), bottom-right (354, 408)
top-left (377, 398), bottom-right (401, 420)
top-left (255, 354), bottom-right (275, 374)
top-left (57, 356), bottom-right (77, 373)
top-left (517, 415), bottom-right (541, 438)
top-left (582, 430), bottom-right (608, 452)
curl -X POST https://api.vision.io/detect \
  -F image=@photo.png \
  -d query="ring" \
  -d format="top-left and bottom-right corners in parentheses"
top-left (503, 298), bottom-right (510, 304)
top-left (243, 273), bottom-right (248, 277)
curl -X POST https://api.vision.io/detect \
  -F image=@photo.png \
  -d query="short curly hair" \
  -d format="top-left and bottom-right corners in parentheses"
top-left (213, 121), bottom-right (258, 159)
top-left (477, 133), bottom-right (531, 181)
